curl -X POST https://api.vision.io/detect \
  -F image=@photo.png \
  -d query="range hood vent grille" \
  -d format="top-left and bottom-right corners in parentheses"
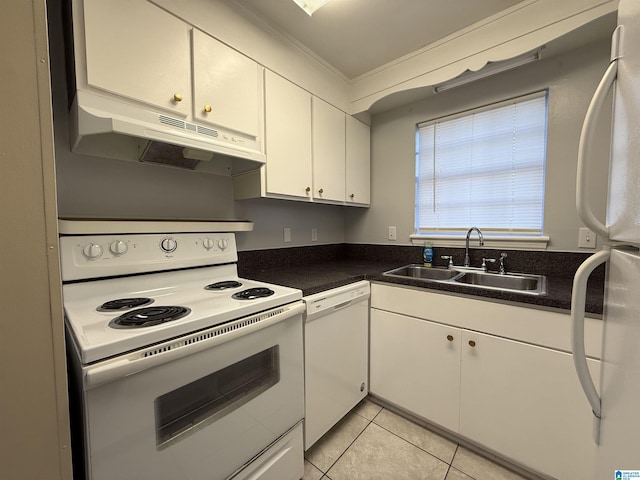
top-left (157, 115), bottom-right (219, 139)
top-left (197, 125), bottom-right (219, 138)
top-left (158, 115), bottom-right (186, 129)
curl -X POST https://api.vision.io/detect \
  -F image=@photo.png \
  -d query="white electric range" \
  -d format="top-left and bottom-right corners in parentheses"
top-left (60, 219), bottom-right (305, 480)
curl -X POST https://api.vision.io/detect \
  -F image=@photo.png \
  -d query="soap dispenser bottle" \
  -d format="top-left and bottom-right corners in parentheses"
top-left (423, 242), bottom-right (433, 267)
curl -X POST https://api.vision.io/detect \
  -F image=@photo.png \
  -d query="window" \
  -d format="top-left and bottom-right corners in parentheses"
top-left (415, 91), bottom-right (548, 246)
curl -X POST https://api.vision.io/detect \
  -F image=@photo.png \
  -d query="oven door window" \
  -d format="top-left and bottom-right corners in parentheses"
top-left (155, 345), bottom-right (280, 448)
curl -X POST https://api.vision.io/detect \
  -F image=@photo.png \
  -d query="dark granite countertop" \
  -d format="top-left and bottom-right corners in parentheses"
top-left (238, 244), bottom-right (604, 315)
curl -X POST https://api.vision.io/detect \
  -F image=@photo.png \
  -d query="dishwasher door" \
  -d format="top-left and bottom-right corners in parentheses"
top-left (303, 281), bottom-right (370, 450)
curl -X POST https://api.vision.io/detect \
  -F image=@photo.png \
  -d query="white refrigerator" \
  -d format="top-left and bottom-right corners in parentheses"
top-left (573, 0), bottom-right (640, 478)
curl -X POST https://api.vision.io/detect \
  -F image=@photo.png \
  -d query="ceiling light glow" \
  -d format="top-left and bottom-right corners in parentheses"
top-left (292, 0), bottom-right (330, 16)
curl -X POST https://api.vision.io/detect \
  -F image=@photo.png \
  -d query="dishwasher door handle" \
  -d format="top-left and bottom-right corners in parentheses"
top-left (333, 300), bottom-right (354, 310)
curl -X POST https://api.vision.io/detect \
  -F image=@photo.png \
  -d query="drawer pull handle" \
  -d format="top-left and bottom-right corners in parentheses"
top-left (173, 93), bottom-right (183, 102)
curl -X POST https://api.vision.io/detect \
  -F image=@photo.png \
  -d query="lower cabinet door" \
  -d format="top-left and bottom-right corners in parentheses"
top-left (370, 309), bottom-right (461, 432)
top-left (459, 330), bottom-right (599, 480)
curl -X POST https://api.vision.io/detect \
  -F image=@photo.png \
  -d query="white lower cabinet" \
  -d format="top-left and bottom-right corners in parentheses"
top-left (370, 309), bottom-right (460, 432)
top-left (369, 283), bottom-right (601, 480)
top-left (458, 330), bottom-right (599, 480)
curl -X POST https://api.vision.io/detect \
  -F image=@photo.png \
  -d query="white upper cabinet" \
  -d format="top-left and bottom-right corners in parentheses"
top-left (79, 0), bottom-right (263, 144)
top-left (312, 97), bottom-right (346, 203)
top-left (192, 30), bottom-right (262, 138)
top-left (346, 116), bottom-right (371, 205)
top-left (264, 70), bottom-right (313, 199)
top-left (234, 73), bottom-right (370, 206)
top-left (81, 0), bottom-right (191, 117)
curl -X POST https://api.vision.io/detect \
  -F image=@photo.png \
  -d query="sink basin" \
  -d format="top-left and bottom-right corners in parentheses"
top-left (383, 264), bottom-right (547, 295)
top-left (384, 264), bottom-right (463, 281)
top-left (455, 271), bottom-right (546, 294)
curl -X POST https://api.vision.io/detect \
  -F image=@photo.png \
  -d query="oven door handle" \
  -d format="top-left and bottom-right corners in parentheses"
top-left (84, 301), bottom-right (305, 389)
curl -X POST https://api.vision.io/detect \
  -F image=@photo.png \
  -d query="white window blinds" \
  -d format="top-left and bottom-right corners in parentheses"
top-left (416, 91), bottom-right (548, 235)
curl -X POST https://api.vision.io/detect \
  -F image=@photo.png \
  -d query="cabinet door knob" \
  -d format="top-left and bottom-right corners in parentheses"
top-left (318, 188), bottom-right (324, 194)
top-left (305, 186), bottom-right (311, 193)
top-left (468, 340), bottom-right (476, 347)
top-left (447, 335), bottom-right (454, 342)
top-left (173, 93), bottom-right (183, 102)
top-left (350, 193), bottom-right (355, 199)
top-left (204, 104), bottom-right (212, 113)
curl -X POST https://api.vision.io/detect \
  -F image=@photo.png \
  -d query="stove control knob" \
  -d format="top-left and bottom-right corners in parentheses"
top-left (82, 243), bottom-right (103, 260)
top-left (109, 240), bottom-right (128, 256)
top-left (202, 237), bottom-right (215, 251)
top-left (218, 238), bottom-right (229, 250)
top-left (160, 237), bottom-right (178, 253)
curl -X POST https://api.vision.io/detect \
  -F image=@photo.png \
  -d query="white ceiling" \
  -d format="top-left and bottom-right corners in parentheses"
top-left (233, 0), bottom-right (526, 80)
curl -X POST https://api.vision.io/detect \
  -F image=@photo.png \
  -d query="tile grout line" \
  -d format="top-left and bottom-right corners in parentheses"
top-left (449, 444), bottom-right (481, 480)
top-left (369, 412), bottom-right (458, 467)
top-left (321, 413), bottom-right (374, 475)
top-left (309, 408), bottom-right (380, 477)
top-left (442, 444), bottom-right (460, 480)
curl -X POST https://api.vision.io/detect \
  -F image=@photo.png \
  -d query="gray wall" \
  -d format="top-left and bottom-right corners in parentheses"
top-left (345, 39), bottom-right (613, 252)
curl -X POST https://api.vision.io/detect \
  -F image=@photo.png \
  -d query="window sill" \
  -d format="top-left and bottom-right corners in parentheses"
top-left (410, 234), bottom-right (549, 250)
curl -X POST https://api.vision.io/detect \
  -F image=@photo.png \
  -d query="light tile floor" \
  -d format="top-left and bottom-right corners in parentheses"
top-left (304, 399), bottom-right (529, 480)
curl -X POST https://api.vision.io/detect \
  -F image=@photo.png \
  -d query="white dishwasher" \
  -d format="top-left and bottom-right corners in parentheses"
top-left (303, 280), bottom-right (370, 450)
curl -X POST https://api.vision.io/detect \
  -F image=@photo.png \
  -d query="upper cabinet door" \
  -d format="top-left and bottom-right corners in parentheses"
top-left (81, 0), bottom-right (191, 117)
top-left (264, 71), bottom-right (312, 199)
top-left (312, 98), bottom-right (346, 203)
top-left (192, 30), bottom-right (261, 138)
top-left (346, 116), bottom-right (371, 205)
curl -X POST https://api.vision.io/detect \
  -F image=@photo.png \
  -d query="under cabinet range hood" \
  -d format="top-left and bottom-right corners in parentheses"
top-left (69, 91), bottom-right (266, 176)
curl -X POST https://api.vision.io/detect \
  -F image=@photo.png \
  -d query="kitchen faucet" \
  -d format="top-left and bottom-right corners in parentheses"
top-left (464, 227), bottom-right (484, 267)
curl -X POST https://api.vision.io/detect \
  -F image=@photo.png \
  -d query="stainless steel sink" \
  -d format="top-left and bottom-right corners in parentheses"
top-left (384, 264), bottom-right (463, 281)
top-left (454, 271), bottom-right (546, 294)
top-left (383, 264), bottom-right (547, 295)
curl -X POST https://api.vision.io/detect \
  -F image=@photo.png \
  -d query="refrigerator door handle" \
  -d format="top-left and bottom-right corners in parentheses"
top-left (571, 247), bottom-right (609, 445)
top-left (576, 56), bottom-right (617, 239)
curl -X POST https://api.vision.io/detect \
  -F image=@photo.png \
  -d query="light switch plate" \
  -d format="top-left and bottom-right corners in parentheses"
top-left (578, 228), bottom-right (596, 248)
top-left (311, 228), bottom-right (318, 241)
top-left (284, 227), bottom-right (291, 243)
top-left (388, 226), bottom-right (397, 241)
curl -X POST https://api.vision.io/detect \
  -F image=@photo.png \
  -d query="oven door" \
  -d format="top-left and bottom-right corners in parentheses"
top-left (78, 302), bottom-right (304, 480)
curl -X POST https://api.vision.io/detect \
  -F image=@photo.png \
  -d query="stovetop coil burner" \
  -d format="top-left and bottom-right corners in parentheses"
top-left (232, 288), bottom-right (275, 300)
top-left (110, 306), bottom-right (191, 329)
top-left (205, 280), bottom-right (243, 291)
top-left (97, 297), bottom-right (154, 312)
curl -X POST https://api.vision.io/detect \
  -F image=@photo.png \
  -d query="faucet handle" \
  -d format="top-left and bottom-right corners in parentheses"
top-left (440, 255), bottom-right (454, 268)
top-left (481, 257), bottom-right (496, 272)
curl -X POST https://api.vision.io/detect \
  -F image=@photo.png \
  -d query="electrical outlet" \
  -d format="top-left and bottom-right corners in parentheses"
top-left (388, 226), bottom-right (397, 241)
top-left (311, 228), bottom-right (318, 241)
top-left (578, 228), bottom-right (596, 248)
top-left (283, 227), bottom-right (291, 243)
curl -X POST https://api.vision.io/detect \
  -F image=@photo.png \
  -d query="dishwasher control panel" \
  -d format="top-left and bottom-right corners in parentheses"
top-left (304, 281), bottom-right (370, 319)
